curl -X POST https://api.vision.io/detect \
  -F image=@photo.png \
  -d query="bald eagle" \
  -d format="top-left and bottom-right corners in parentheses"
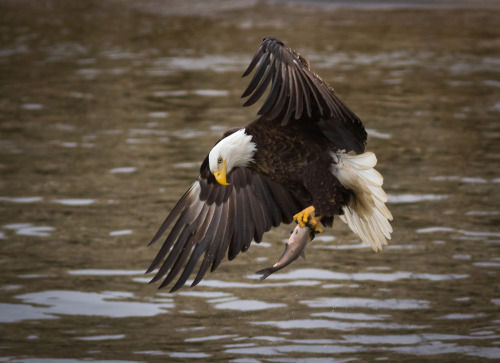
top-left (146, 37), bottom-right (393, 292)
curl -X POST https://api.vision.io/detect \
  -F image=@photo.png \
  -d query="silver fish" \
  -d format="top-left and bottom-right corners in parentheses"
top-left (256, 224), bottom-right (313, 280)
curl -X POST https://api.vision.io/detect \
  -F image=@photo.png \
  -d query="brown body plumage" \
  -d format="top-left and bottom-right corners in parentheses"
top-left (246, 119), bottom-right (349, 221)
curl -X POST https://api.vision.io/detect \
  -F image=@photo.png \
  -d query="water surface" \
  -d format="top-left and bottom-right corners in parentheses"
top-left (1, 0), bottom-right (499, 361)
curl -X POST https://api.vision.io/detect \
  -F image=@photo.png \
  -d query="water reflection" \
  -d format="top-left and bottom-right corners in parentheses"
top-left (2, 223), bottom-right (55, 237)
top-left (429, 176), bottom-right (489, 183)
top-left (168, 352), bottom-right (211, 358)
top-left (0, 303), bottom-right (56, 323)
top-left (147, 111), bottom-right (169, 118)
top-left (0, 196), bottom-right (43, 203)
top-left (0, 290), bottom-right (174, 322)
top-left (466, 211), bottom-right (499, 216)
top-left (212, 298), bottom-right (286, 312)
top-left (301, 297), bottom-right (430, 310)
top-left (224, 333), bottom-right (500, 359)
top-left (185, 334), bottom-right (238, 342)
top-left (416, 226), bottom-right (500, 243)
top-left (109, 167), bottom-right (137, 174)
top-left (366, 128), bottom-right (391, 139)
top-left (133, 350), bottom-right (167, 356)
top-left (387, 194), bottom-right (450, 203)
top-left (226, 344), bottom-right (365, 355)
top-left (177, 291), bottom-right (232, 299)
top-left (21, 104), bottom-right (43, 110)
top-left (436, 313), bottom-right (487, 320)
top-left (173, 162), bottom-right (199, 169)
top-left (52, 199), bottom-right (97, 206)
top-left (254, 268), bottom-right (468, 282)
top-left (68, 269), bottom-right (145, 276)
top-left (108, 230), bottom-right (133, 236)
top-left (0, 285), bottom-right (22, 291)
top-left (311, 312), bottom-right (390, 320)
top-left (474, 262), bottom-right (500, 268)
top-left (74, 334), bottom-right (125, 341)
top-left (152, 55), bottom-right (248, 72)
top-left (134, 277), bottom-right (322, 288)
top-left (254, 319), bottom-right (429, 331)
top-left (1, 360), bottom-right (139, 363)
top-left (383, 342), bottom-right (500, 359)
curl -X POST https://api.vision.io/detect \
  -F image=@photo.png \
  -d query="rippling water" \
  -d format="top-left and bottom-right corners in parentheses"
top-left (1, 0), bottom-right (499, 361)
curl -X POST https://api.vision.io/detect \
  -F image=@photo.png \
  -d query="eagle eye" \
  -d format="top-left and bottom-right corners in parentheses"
top-left (217, 157), bottom-right (223, 164)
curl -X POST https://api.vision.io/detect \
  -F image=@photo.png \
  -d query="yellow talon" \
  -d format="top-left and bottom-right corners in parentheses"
top-left (293, 206), bottom-right (323, 235)
top-left (310, 218), bottom-right (323, 234)
top-left (293, 206), bottom-right (314, 227)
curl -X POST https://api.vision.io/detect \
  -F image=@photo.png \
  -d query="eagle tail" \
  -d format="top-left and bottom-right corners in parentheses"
top-left (332, 151), bottom-right (393, 251)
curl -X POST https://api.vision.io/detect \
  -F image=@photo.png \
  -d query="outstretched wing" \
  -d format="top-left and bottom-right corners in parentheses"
top-left (242, 36), bottom-right (367, 154)
top-left (147, 159), bottom-right (306, 292)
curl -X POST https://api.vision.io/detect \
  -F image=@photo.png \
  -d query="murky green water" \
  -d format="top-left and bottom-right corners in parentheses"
top-left (1, 0), bottom-right (499, 361)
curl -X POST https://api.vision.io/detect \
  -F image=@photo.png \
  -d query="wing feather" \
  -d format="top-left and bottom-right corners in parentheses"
top-left (242, 52), bottom-right (272, 101)
top-left (147, 182), bottom-right (199, 247)
top-left (267, 65), bottom-right (287, 120)
top-left (252, 176), bottom-right (276, 230)
top-left (241, 44), bottom-right (265, 77)
top-left (150, 223), bottom-right (193, 284)
top-left (259, 65), bottom-right (282, 116)
top-left (147, 167), bottom-right (304, 291)
top-left (145, 208), bottom-right (188, 274)
top-left (159, 203), bottom-right (215, 289)
top-left (267, 180), bottom-right (300, 223)
top-left (295, 68), bottom-right (310, 117)
top-left (291, 68), bottom-right (303, 119)
top-left (241, 187), bottom-right (256, 253)
top-left (167, 204), bottom-right (219, 292)
top-left (242, 36), bottom-right (367, 154)
top-left (229, 185), bottom-right (245, 260)
top-left (211, 190), bottom-right (236, 272)
top-left (248, 186), bottom-right (266, 243)
top-left (191, 201), bottom-right (228, 287)
top-left (171, 234), bottom-right (211, 292)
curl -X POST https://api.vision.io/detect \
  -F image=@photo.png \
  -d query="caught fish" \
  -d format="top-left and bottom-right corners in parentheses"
top-left (256, 224), bottom-right (314, 280)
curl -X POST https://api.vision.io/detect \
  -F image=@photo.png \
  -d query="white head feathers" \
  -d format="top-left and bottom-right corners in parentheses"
top-left (208, 128), bottom-right (257, 174)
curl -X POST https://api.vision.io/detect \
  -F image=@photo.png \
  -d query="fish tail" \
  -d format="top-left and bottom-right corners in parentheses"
top-left (256, 268), bottom-right (274, 280)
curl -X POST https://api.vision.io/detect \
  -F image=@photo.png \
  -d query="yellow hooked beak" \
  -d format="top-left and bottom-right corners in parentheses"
top-left (213, 160), bottom-right (230, 185)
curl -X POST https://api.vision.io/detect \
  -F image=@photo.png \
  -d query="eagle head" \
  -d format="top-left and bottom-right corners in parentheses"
top-left (208, 128), bottom-right (257, 185)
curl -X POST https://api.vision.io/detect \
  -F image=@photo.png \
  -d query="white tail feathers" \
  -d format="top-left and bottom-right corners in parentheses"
top-left (332, 151), bottom-right (393, 252)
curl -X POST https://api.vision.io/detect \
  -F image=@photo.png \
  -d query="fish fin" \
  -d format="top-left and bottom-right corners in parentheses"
top-left (255, 268), bottom-right (273, 280)
top-left (300, 251), bottom-right (306, 260)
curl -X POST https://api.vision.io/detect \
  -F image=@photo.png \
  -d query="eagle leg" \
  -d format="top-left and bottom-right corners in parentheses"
top-left (293, 206), bottom-right (323, 234)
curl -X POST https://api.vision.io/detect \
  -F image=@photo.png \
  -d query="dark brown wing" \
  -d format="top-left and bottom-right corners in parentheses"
top-left (146, 158), bottom-right (306, 292)
top-left (242, 36), bottom-right (367, 154)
